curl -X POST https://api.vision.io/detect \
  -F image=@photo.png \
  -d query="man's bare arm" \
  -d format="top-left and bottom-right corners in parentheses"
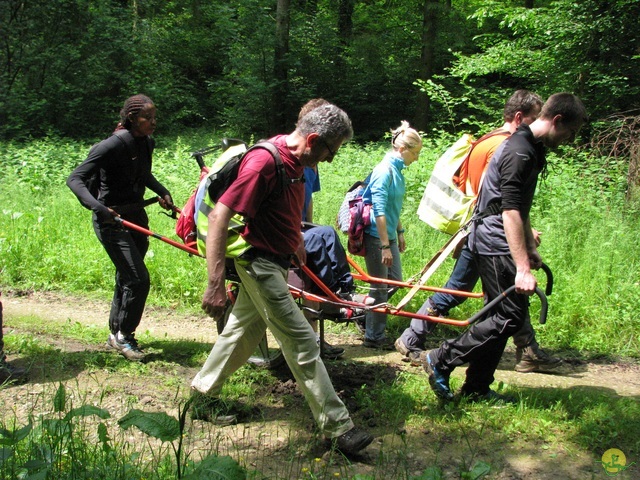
top-left (201, 203), bottom-right (236, 318)
top-left (503, 209), bottom-right (538, 295)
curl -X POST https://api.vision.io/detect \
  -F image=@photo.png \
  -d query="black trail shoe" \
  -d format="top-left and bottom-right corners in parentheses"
top-left (334, 427), bottom-right (373, 455)
top-left (420, 350), bottom-right (454, 401)
top-left (0, 361), bottom-right (29, 384)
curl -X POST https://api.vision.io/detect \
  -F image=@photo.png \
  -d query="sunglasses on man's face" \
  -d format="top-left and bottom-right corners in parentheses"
top-left (319, 138), bottom-right (336, 162)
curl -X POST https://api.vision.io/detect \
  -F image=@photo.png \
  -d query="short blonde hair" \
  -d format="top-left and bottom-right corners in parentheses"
top-left (391, 121), bottom-right (422, 150)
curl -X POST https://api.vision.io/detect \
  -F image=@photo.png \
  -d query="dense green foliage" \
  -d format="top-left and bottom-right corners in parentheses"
top-left (1, 0), bottom-right (638, 141)
top-left (1, 132), bottom-right (638, 357)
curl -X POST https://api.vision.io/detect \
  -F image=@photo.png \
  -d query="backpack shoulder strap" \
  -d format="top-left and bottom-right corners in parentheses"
top-left (472, 128), bottom-right (510, 146)
top-left (246, 141), bottom-right (303, 195)
top-left (113, 129), bottom-right (137, 160)
top-left (249, 142), bottom-right (286, 194)
top-left (456, 128), bottom-right (510, 194)
top-left (113, 129), bottom-right (153, 161)
top-left (468, 128), bottom-right (510, 195)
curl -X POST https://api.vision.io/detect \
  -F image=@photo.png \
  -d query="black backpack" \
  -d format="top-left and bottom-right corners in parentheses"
top-left (85, 129), bottom-right (152, 198)
top-left (175, 140), bottom-right (302, 250)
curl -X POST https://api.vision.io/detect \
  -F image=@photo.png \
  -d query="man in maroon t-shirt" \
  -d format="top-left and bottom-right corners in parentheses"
top-left (191, 103), bottom-right (373, 455)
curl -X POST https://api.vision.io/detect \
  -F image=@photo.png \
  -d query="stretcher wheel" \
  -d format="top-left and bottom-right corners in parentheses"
top-left (216, 298), bottom-right (286, 370)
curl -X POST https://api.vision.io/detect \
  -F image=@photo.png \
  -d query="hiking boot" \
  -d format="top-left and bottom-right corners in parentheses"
top-left (189, 391), bottom-right (238, 426)
top-left (459, 388), bottom-right (518, 405)
top-left (363, 337), bottom-right (395, 351)
top-left (394, 337), bottom-right (410, 356)
top-left (107, 332), bottom-right (145, 361)
top-left (0, 360), bottom-right (29, 384)
top-left (420, 350), bottom-right (453, 401)
top-left (406, 351), bottom-right (422, 366)
top-left (320, 340), bottom-right (345, 360)
top-left (395, 338), bottom-right (424, 366)
top-left (334, 427), bottom-right (373, 455)
top-left (515, 345), bottom-right (561, 373)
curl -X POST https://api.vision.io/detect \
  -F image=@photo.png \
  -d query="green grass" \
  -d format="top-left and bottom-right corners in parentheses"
top-left (1, 133), bottom-right (639, 357)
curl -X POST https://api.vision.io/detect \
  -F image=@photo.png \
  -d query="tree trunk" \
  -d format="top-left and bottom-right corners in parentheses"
top-left (414, 0), bottom-right (439, 131)
top-left (336, 0), bottom-right (355, 86)
top-left (273, 0), bottom-right (291, 133)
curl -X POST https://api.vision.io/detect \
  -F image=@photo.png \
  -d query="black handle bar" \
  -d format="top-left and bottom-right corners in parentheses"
top-left (539, 262), bottom-right (553, 296)
top-left (191, 138), bottom-right (246, 169)
top-left (467, 262), bottom-right (553, 325)
top-left (467, 285), bottom-right (548, 325)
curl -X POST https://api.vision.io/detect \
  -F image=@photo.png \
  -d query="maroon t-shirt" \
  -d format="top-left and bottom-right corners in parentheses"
top-left (218, 135), bottom-right (305, 255)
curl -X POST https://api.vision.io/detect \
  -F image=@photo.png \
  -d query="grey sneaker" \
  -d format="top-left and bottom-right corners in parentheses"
top-left (334, 427), bottom-right (373, 455)
top-left (0, 360), bottom-right (29, 384)
top-left (107, 332), bottom-right (145, 361)
top-left (515, 345), bottom-right (561, 373)
top-left (189, 392), bottom-right (237, 426)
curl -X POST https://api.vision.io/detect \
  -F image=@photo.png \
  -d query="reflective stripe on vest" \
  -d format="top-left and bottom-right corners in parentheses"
top-left (417, 134), bottom-right (476, 235)
top-left (195, 174), bottom-right (251, 258)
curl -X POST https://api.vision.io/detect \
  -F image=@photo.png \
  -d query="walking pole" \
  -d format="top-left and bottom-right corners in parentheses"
top-left (394, 227), bottom-right (469, 311)
top-left (114, 217), bottom-right (202, 258)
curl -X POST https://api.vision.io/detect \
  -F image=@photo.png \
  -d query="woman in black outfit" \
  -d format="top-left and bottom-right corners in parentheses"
top-left (67, 94), bottom-right (174, 361)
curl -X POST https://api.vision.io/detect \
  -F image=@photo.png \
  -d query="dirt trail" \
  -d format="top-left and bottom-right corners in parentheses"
top-left (2, 290), bottom-right (639, 479)
top-left (4, 290), bottom-right (639, 398)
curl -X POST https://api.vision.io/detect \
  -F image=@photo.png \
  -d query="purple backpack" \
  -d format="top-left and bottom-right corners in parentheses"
top-left (347, 197), bottom-right (371, 256)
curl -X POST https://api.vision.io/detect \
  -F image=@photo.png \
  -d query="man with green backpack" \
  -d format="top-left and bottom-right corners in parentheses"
top-left (190, 103), bottom-right (373, 455)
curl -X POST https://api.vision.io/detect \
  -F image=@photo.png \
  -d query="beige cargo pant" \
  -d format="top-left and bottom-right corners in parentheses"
top-left (192, 255), bottom-right (354, 439)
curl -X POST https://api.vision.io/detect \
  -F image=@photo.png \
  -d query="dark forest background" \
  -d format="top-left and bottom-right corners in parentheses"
top-left (1, 0), bottom-right (638, 142)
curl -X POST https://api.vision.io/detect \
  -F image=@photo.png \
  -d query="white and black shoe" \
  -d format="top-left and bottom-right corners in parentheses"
top-left (107, 332), bottom-right (145, 361)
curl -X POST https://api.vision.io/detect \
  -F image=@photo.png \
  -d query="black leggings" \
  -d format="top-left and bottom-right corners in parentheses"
top-left (93, 216), bottom-right (150, 335)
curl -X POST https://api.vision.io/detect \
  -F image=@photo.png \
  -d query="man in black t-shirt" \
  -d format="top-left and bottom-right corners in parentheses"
top-left (421, 93), bottom-right (588, 403)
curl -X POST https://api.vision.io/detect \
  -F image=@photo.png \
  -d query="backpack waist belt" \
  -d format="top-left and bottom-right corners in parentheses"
top-left (239, 248), bottom-right (293, 270)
